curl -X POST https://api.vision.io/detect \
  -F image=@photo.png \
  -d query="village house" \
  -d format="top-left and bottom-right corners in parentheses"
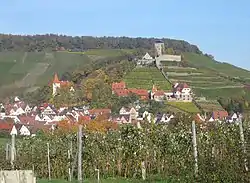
top-left (172, 83), bottom-right (192, 101)
top-left (208, 110), bottom-right (229, 122)
top-left (226, 113), bottom-right (242, 123)
top-left (155, 113), bottom-right (174, 123)
top-left (137, 52), bottom-right (155, 66)
top-left (112, 81), bottom-right (149, 100)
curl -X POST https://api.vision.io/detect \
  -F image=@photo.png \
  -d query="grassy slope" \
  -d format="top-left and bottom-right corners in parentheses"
top-left (166, 101), bottom-right (200, 113)
top-left (184, 52), bottom-right (250, 77)
top-left (0, 49), bottom-right (134, 97)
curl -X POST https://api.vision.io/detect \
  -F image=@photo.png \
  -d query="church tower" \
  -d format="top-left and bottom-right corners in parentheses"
top-left (52, 73), bottom-right (61, 96)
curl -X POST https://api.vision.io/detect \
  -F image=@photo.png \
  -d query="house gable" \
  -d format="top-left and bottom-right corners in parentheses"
top-left (10, 125), bottom-right (18, 135)
top-left (19, 125), bottom-right (31, 136)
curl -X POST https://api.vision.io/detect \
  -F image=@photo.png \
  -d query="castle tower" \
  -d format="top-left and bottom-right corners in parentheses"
top-left (154, 40), bottom-right (165, 57)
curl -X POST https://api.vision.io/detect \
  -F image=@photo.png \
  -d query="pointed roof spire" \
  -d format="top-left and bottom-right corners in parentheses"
top-left (152, 85), bottom-right (158, 93)
top-left (53, 73), bottom-right (60, 83)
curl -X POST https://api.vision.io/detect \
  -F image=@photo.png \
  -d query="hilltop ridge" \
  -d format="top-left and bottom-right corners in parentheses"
top-left (0, 34), bottom-right (201, 54)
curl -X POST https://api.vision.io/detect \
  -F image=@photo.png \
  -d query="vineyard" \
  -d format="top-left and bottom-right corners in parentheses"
top-left (166, 101), bottom-right (200, 113)
top-left (195, 100), bottom-right (225, 112)
top-left (124, 67), bottom-right (172, 90)
top-left (0, 119), bottom-right (249, 182)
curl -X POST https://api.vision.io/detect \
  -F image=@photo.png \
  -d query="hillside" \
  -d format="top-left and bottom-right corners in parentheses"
top-left (1, 34), bottom-right (250, 104)
top-left (124, 67), bottom-right (172, 90)
top-left (164, 53), bottom-right (250, 99)
top-left (0, 49), bottom-right (135, 97)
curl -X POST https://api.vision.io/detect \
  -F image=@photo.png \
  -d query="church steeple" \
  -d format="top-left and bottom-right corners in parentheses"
top-left (53, 73), bottom-right (60, 83)
top-left (152, 84), bottom-right (158, 93)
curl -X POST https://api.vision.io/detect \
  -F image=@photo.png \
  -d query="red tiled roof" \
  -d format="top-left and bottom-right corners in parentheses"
top-left (18, 115), bottom-right (36, 125)
top-left (88, 109), bottom-right (111, 115)
top-left (50, 73), bottom-right (71, 87)
top-left (212, 111), bottom-right (228, 120)
top-left (154, 90), bottom-right (165, 96)
top-left (183, 83), bottom-right (189, 88)
top-left (113, 89), bottom-right (129, 96)
top-left (128, 88), bottom-right (148, 96)
top-left (0, 121), bottom-right (13, 131)
top-left (174, 83), bottom-right (190, 92)
top-left (53, 73), bottom-right (60, 83)
top-left (112, 81), bottom-right (126, 91)
top-left (79, 116), bottom-right (91, 121)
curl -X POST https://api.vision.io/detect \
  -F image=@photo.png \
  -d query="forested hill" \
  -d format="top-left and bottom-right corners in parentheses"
top-left (0, 34), bottom-right (201, 54)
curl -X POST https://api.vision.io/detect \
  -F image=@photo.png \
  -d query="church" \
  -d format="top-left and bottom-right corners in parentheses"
top-left (51, 73), bottom-right (74, 96)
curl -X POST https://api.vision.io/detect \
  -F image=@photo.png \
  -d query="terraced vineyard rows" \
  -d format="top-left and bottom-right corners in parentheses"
top-left (164, 66), bottom-right (243, 92)
top-left (165, 101), bottom-right (200, 113)
top-left (194, 100), bottom-right (224, 112)
top-left (124, 67), bottom-right (172, 90)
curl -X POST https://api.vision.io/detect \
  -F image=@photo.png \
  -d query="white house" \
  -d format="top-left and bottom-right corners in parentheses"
top-left (14, 96), bottom-right (20, 102)
top-left (173, 83), bottom-right (192, 101)
top-left (35, 114), bottom-right (42, 121)
top-left (119, 107), bottom-right (131, 115)
top-left (19, 125), bottom-right (31, 136)
top-left (137, 53), bottom-right (155, 65)
top-left (15, 107), bottom-right (26, 115)
top-left (10, 125), bottom-right (18, 136)
top-left (42, 106), bottom-right (56, 116)
top-left (41, 115), bottom-right (52, 122)
top-left (24, 105), bottom-right (32, 113)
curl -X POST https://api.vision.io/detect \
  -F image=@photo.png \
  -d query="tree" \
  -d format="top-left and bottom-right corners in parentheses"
top-left (52, 86), bottom-right (76, 107)
top-left (22, 85), bottom-right (51, 105)
top-left (0, 34), bottom-right (202, 54)
top-left (166, 48), bottom-right (175, 55)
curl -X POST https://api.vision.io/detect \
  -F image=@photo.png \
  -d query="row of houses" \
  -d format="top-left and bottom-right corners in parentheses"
top-left (0, 103), bottom-right (241, 137)
top-left (0, 94), bottom-right (242, 137)
top-left (112, 81), bottom-right (193, 102)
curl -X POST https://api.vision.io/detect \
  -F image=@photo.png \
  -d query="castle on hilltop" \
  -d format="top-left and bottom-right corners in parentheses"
top-left (137, 40), bottom-right (182, 68)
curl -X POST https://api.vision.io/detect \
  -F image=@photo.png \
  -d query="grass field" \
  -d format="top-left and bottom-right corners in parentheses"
top-left (166, 101), bottom-right (200, 113)
top-left (195, 100), bottom-right (224, 112)
top-left (124, 67), bottom-right (172, 90)
top-left (0, 138), bottom-right (9, 148)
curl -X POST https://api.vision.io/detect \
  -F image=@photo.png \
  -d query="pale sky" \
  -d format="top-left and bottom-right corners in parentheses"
top-left (1, 0), bottom-right (250, 69)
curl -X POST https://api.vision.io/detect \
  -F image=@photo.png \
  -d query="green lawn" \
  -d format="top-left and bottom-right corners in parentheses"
top-left (0, 138), bottom-right (9, 148)
top-left (166, 101), bottom-right (200, 113)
